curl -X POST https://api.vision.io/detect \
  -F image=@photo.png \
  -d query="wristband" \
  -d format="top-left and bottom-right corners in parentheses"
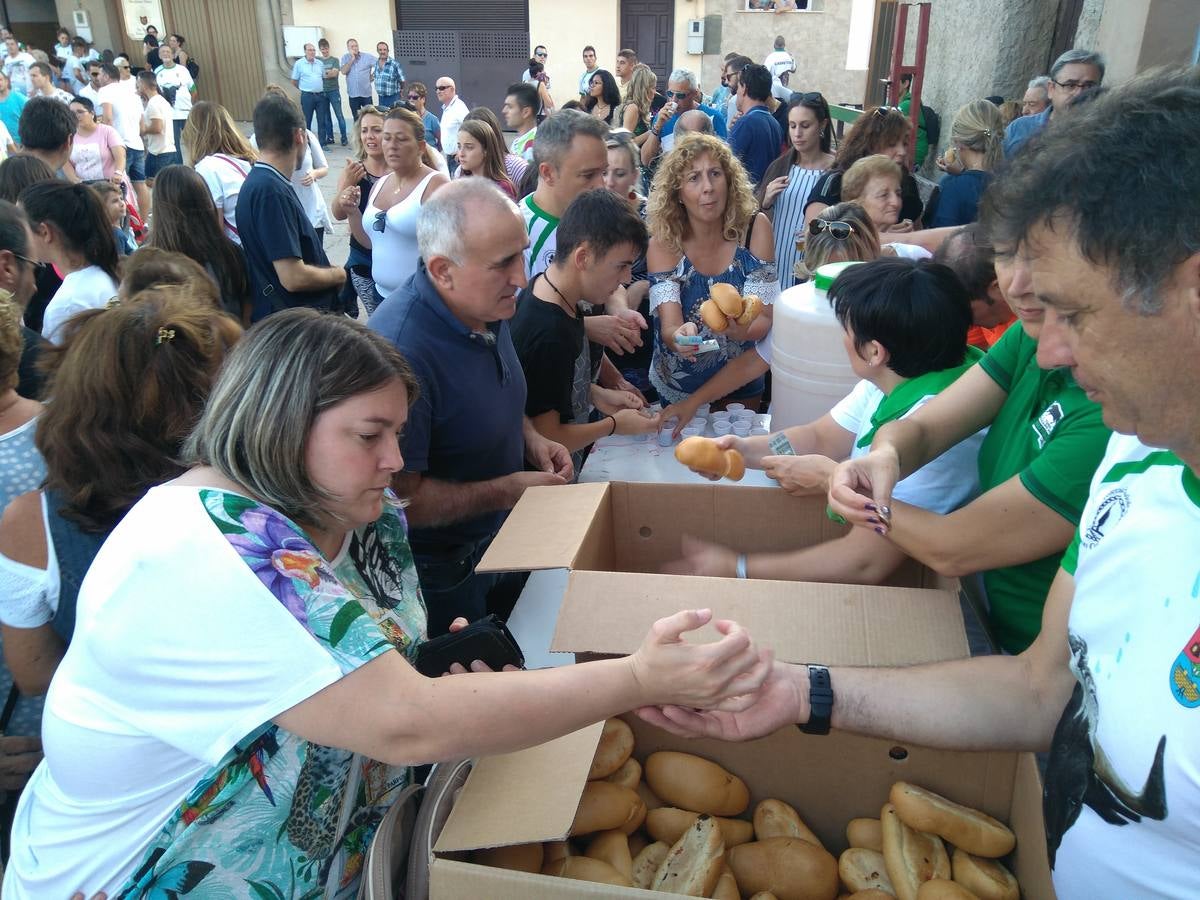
top-left (798, 664), bottom-right (833, 735)
top-left (607, 414), bottom-right (616, 436)
top-left (735, 553), bottom-right (748, 579)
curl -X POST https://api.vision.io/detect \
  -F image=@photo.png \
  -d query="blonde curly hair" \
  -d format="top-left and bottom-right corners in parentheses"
top-left (647, 133), bottom-right (758, 255)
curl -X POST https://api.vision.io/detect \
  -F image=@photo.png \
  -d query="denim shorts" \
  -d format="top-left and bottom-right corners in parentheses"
top-left (125, 147), bottom-right (146, 182)
top-left (145, 151), bottom-right (178, 178)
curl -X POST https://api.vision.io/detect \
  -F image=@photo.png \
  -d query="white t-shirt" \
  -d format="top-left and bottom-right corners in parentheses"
top-left (520, 193), bottom-right (558, 279)
top-left (3, 52), bottom-right (35, 95)
top-left (41, 265), bottom-right (118, 345)
top-left (195, 153), bottom-right (251, 244)
top-left (142, 94), bottom-right (175, 155)
top-left (0, 493), bottom-right (61, 628)
top-left (3, 486), bottom-right (351, 897)
top-left (439, 95), bottom-right (469, 156)
top-left (764, 49), bottom-right (795, 101)
top-left (98, 81), bottom-right (144, 150)
top-left (153, 63), bottom-right (194, 117)
top-left (1047, 433), bottom-right (1200, 899)
top-left (829, 379), bottom-right (983, 514)
top-left (79, 83), bottom-right (102, 107)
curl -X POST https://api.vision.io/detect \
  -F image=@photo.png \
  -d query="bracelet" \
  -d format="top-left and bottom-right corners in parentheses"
top-left (607, 414), bottom-right (617, 436)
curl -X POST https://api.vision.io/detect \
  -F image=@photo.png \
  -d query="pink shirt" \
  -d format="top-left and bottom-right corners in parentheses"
top-left (70, 124), bottom-right (123, 181)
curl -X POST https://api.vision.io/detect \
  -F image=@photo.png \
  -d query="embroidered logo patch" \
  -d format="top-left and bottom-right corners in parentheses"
top-left (1032, 400), bottom-right (1065, 448)
top-left (1171, 624), bottom-right (1200, 707)
top-left (1082, 488), bottom-right (1130, 549)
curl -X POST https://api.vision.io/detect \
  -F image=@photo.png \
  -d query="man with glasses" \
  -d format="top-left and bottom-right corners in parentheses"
top-left (522, 45), bottom-right (549, 85)
top-left (1022, 75), bottom-right (1051, 117)
top-left (639, 68), bottom-right (727, 169)
top-left (437, 77), bottom-right (469, 173)
top-left (1004, 49), bottom-right (1103, 158)
top-left (341, 38), bottom-right (376, 119)
top-left (374, 42), bottom-right (404, 109)
top-left (407, 83), bottom-right (441, 150)
top-left (721, 55), bottom-right (752, 130)
top-left (0, 200), bottom-right (49, 399)
top-left (78, 61), bottom-right (103, 107)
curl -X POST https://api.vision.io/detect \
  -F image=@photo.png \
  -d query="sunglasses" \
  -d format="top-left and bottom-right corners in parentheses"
top-left (809, 219), bottom-right (856, 240)
top-left (406, 94), bottom-right (420, 100)
top-left (435, 85), bottom-right (451, 91)
top-left (535, 52), bottom-right (547, 58)
top-left (665, 90), bottom-right (690, 100)
top-left (12, 252), bottom-right (44, 270)
top-left (372, 211), bottom-right (386, 233)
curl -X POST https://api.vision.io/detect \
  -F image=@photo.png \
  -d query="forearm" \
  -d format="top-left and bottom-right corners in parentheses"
top-left (277, 260), bottom-right (344, 292)
top-left (640, 130), bottom-right (661, 167)
top-left (533, 416), bottom-right (612, 453)
top-left (604, 286), bottom-right (630, 314)
top-left (871, 419), bottom-right (937, 481)
top-left (2, 624), bottom-right (65, 696)
top-left (310, 167), bottom-right (328, 180)
top-left (395, 472), bottom-right (515, 528)
top-left (747, 530), bottom-right (907, 585)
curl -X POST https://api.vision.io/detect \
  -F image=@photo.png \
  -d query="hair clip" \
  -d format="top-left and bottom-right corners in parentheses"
top-left (105, 296), bottom-right (121, 309)
top-left (156, 327), bottom-right (176, 345)
top-left (982, 128), bottom-right (993, 138)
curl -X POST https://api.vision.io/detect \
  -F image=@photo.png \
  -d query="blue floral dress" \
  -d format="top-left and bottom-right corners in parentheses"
top-left (648, 246), bottom-right (779, 404)
top-left (114, 489), bottom-right (427, 899)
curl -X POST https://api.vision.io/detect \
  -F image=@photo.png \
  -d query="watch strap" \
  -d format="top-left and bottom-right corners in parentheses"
top-left (799, 664), bottom-right (833, 735)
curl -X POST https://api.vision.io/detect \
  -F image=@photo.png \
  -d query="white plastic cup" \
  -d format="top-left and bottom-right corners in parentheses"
top-left (714, 419), bottom-right (733, 436)
top-left (726, 403), bottom-right (746, 414)
top-left (732, 421), bottom-right (751, 437)
top-left (710, 410), bottom-right (731, 422)
top-left (733, 409), bottom-right (756, 422)
top-left (658, 427), bottom-right (674, 447)
top-left (681, 426), bottom-right (702, 439)
top-left (689, 419), bottom-right (707, 433)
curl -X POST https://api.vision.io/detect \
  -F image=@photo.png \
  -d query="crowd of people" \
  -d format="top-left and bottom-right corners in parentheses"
top-left (0, 15), bottom-right (1194, 900)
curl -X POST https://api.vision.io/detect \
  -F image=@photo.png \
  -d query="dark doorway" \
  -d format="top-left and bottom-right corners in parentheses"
top-left (1048, 0), bottom-right (1085, 71)
top-left (620, 0), bottom-right (675, 85)
top-left (394, 0), bottom-right (530, 119)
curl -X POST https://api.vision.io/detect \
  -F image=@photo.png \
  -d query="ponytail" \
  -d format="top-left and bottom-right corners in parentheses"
top-left (19, 180), bottom-right (121, 282)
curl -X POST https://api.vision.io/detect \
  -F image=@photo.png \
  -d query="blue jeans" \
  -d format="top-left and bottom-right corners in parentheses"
top-left (349, 95), bottom-right (372, 120)
top-left (377, 92), bottom-right (400, 110)
top-left (300, 91), bottom-right (326, 135)
top-left (322, 89), bottom-right (347, 143)
top-left (413, 534), bottom-right (528, 636)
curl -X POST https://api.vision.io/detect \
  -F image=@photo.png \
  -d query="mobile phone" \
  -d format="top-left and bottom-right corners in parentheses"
top-left (415, 615), bottom-right (525, 676)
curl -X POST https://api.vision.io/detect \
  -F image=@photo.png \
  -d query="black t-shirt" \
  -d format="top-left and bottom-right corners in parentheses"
top-left (804, 168), bottom-right (925, 224)
top-left (510, 281), bottom-right (587, 424)
top-left (146, 47), bottom-right (161, 70)
top-left (18, 326), bottom-right (46, 400)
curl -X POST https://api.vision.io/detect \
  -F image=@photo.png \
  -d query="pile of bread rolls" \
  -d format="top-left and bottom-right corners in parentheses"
top-left (700, 283), bottom-right (762, 334)
top-left (470, 720), bottom-right (1021, 899)
top-left (675, 436), bottom-right (746, 481)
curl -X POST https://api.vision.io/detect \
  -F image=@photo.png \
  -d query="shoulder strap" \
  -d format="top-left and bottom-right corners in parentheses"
top-left (213, 153), bottom-right (249, 178)
top-left (744, 211), bottom-right (756, 249)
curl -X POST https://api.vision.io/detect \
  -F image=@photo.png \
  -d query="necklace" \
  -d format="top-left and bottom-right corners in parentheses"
top-left (541, 271), bottom-right (577, 316)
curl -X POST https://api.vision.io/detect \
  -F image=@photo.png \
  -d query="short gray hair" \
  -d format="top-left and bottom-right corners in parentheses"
top-left (668, 68), bottom-right (698, 92)
top-left (531, 108), bottom-right (608, 170)
top-left (416, 177), bottom-right (518, 264)
top-left (1027, 75), bottom-right (1050, 96)
top-left (1050, 49), bottom-right (1105, 82)
top-left (183, 309), bottom-right (419, 528)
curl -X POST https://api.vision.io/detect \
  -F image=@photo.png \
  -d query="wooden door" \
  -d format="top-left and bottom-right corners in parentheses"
top-left (620, 0), bottom-right (675, 85)
top-left (160, 0), bottom-right (265, 121)
top-left (863, 0), bottom-right (898, 109)
top-left (1048, 0), bottom-right (1085, 71)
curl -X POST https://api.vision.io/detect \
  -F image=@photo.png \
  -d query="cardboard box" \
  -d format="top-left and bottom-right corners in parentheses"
top-left (479, 482), bottom-right (972, 666)
top-left (427, 482), bottom-right (1052, 898)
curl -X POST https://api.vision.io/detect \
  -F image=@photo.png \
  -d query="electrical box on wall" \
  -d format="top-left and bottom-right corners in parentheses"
top-left (686, 19), bottom-right (704, 55)
top-left (73, 10), bottom-right (93, 43)
top-left (282, 26), bottom-right (323, 59)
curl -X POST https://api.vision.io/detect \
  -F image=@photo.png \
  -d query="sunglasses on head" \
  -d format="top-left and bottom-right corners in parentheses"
top-left (809, 218), bottom-right (856, 240)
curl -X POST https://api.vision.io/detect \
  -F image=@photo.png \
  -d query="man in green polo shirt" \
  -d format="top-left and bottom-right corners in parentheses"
top-left (821, 217), bottom-right (1110, 654)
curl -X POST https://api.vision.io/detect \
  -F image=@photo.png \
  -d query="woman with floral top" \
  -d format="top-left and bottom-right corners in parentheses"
top-left (647, 133), bottom-right (779, 410)
top-left (6, 309), bottom-right (770, 899)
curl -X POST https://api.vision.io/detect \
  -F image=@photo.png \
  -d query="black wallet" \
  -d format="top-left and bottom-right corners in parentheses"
top-left (414, 615), bottom-right (526, 677)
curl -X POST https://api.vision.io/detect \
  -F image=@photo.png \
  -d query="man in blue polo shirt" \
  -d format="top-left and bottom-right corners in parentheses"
top-left (236, 93), bottom-right (345, 320)
top-left (1004, 49), bottom-right (1103, 158)
top-left (290, 42), bottom-right (327, 139)
top-left (730, 63), bottom-right (783, 184)
top-left (370, 179), bottom-right (572, 635)
top-left (638, 67), bottom-right (727, 169)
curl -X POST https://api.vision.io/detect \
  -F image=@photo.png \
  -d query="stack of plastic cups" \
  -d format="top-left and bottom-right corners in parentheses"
top-left (726, 403), bottom-right (746, 415)
top-left (732, 419), bottom-right (752, 438)
top-left (713, 418), bottom-right (733, 437)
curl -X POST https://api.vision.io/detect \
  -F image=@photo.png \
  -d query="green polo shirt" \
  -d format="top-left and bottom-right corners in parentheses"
top-left (975, 324), bottom-right (1110, 653)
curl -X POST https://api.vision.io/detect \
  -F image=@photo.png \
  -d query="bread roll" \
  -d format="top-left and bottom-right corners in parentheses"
top-left (846, 817), bottom-right (883, 852)
top-left (880, 802), bottom-right (951, 900)
top-left (605, 756), bottom-right (642, 790)
top-left (651, 813), bottom-right (726, 896)
top-left (838, 848), bottom-right (895, 895)
top-left (633, 841), bottom-right (671, 889)
top-left (890, 783), bottom-right (1015, 858)
top-left (712, 864), bottom-right (741, 900)
top-left (645, 751), bottom-right (750, 816)
top-left (754, 798), bottom-right (823, 847)
top-left (674, 436), bottom-right (746, 482)
top-left (700, 299), bottom-right (729, 333)
top-left (736, 294), bottom-right (763, 326)
top-left (728, 837), bottom-right (840, 900)
top-left (586, 830), bottom-right (633, 880)
top-left (541, 855), bottom-right (634, 886)
top-left (646, 806), bottom-right (754, 848)
top-left (916, 879), bottom-right (978, 899)
top-left (710, 282), bottom-right (745, 317)
top-left (621, 794), bottom-right (648, 835)
top-left (570, 782), bottom-right (644, 836)
top-left (472, 842), bottom-right (544, 873)
top-left (950, 848), bottom-right (1018, 900)
top-left (588, 718), bottom-right (635, 780)
top-left (637, 779), bottom-right (665, 812)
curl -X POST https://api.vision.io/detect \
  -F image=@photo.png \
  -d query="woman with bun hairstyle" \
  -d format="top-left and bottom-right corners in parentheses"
top-left (0, 286), bottom-right (240, 703)
top-left (930, 99), bottom-right (1004, 228)
top-left (647, 133), bottom-right (778, 410)
top-left (183, 100), bottom-right (257, 245)
top-left (757, 92), bottom-right (837, 288)
top-left (803, 105), bottom-right (924, 230)
top-left (669, 256), bottom-right (985, 586)
top-left (662, 201), bottom-right (881, 432)
top-left (19, 181), bottom-right (120, 344)
top-left (5, 308), bottom-right (769, 898)
top-left (452, 118), bottom-right (517, 199)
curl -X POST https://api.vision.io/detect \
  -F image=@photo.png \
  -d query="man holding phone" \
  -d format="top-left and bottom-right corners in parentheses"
top-left (638, 68), bottom-right (727, 169)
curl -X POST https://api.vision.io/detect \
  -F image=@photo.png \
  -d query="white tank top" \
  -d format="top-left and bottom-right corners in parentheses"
top-left (365, 169), bottom-right (440, 297)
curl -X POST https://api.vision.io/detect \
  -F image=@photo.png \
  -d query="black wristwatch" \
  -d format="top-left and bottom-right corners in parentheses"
top-left (798, 664), bottom-right (833, 735)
